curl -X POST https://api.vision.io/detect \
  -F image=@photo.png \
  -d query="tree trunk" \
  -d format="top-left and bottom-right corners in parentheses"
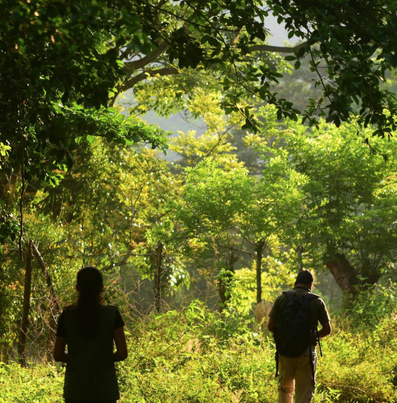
top-left (18, 241), bottom-right (32, 366)
top-left (324, 253), bottom-right (362, 296)
top-left (255, 240), bottom-right (265, 304)
top-left (325, 253), bottom-right (383, 307)
top-left (31, 242), bottom-right (60, 326)
top-left (218, 251), bottom-right (239, 311)
top-left (297, 246), bottom-right (303, 272)
top-left (154, 241), bottom-right (164, 313)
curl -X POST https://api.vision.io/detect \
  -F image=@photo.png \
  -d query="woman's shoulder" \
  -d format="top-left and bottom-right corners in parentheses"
top-left (102, 305), bottom-right (121, 315)
top-left (61, 305), bottom-right (77, 316)
top-left (103, 304), bottom-right (119, 310)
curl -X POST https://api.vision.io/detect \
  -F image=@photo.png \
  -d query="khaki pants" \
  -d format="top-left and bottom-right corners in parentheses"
top-left (278, 348), bottom-right (317, 403)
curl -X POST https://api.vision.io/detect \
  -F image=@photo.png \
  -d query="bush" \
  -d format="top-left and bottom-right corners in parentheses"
top-left (0, 362), bottom-right (63, 403)
top-left (117, 301), bottom-right (278, 402)
top-left (313, 284), bottom-right (397, 403)
top-left (315, 325), bottom-right (397, 402)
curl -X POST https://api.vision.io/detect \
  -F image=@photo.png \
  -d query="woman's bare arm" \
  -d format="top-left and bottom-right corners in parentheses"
top-left (53, 336), bottom-right (68, 362)
top-left (113, 326), bottom-right (128, 362)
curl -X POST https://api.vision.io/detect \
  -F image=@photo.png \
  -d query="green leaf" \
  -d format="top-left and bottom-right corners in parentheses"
top-left (87, 135), bottom-right (97, 144)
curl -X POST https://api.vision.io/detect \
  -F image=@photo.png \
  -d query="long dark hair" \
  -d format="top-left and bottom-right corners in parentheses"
top-left (75, 266), bottom-right (103, 338)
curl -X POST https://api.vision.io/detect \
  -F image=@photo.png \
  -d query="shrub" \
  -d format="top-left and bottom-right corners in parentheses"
top-left (0, 362), bottom-right (63, 403)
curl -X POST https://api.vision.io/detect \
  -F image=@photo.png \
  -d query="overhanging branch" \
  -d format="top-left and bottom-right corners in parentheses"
top-left (122, 66), bottom-right (179, 91)
top-left (123, 42), bottom-right (169, 71)
top-left (248, 41), bottom-right (310, 54)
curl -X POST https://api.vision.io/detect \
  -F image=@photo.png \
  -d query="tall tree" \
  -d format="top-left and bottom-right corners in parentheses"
top-left (177, 156), bottom-right (252, 309)
top-left (249, 105), bottom-right (397, 297)
top-left (0, 0), bottom-right (169, 222)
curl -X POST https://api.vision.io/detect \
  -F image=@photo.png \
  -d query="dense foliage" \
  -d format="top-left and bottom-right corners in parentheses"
top-left (2, 2), bottom-right (397, 401)
top-left (2, 0), bottom-right (397, 185)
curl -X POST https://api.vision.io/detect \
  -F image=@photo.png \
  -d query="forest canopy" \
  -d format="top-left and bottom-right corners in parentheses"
top-left (2, 0), bottom-right (397, 177)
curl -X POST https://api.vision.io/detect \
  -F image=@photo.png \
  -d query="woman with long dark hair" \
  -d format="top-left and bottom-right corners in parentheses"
top-left (54, 266), bottom-right (128, 403)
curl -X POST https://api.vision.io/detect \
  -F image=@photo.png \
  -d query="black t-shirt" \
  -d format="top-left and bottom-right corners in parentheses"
top-left (56, 305), bottom-right (125, 400)
top-left (57, 305), bottom-right (124, 337)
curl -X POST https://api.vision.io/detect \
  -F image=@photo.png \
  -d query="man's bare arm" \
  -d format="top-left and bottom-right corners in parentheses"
top-left (318, 321), bottom-right (331, 338)
top-left (268, 317), bottom-right (276, 333)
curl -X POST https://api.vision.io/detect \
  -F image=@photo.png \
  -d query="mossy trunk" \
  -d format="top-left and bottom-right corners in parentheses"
top-left (154, 241), bottom-right (164, 313)
top-left (324, 253), bottom-right (381, 306)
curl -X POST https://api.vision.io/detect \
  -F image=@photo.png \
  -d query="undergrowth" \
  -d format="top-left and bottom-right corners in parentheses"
top-left (1, 296), bottom-right (397, 402)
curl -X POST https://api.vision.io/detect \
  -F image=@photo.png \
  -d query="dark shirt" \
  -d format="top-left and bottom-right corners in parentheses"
top-left (57, 305), bottom-right (124, 337)
top-left (56, 305), bottom-right (125, 401)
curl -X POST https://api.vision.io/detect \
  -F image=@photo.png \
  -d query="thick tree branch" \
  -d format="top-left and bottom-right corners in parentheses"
top-left (123, 42), bottom-right (169, 71)
top-left (324, 253), bottom-right (361, 295)
top-left (248, 41), bottom-right (310, 54)
top-left (121, 66), bottom-right (179, 91)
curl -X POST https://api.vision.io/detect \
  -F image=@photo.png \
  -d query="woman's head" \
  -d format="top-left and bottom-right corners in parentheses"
top-left (77, 266), bottom-right (103, 296)
top-left (75, 267), bottom-right (103, 338)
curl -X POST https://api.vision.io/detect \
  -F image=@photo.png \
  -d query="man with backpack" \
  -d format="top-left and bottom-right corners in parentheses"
top-left (268, 270), bottom-right (331, 403)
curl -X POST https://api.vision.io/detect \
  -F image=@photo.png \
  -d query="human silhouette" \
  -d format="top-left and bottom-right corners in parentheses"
top-left (268, 270), bottom-right (331, 403)
top-left (54, 266), bottom-right (128, 403)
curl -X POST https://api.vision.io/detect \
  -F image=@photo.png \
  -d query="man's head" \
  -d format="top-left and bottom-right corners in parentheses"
top-left (295, 270), bottom-right (314, 290)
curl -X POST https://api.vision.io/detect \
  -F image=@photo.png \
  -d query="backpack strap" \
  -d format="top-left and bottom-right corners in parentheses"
top-left (317, 329), bottom-right (323, 357)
